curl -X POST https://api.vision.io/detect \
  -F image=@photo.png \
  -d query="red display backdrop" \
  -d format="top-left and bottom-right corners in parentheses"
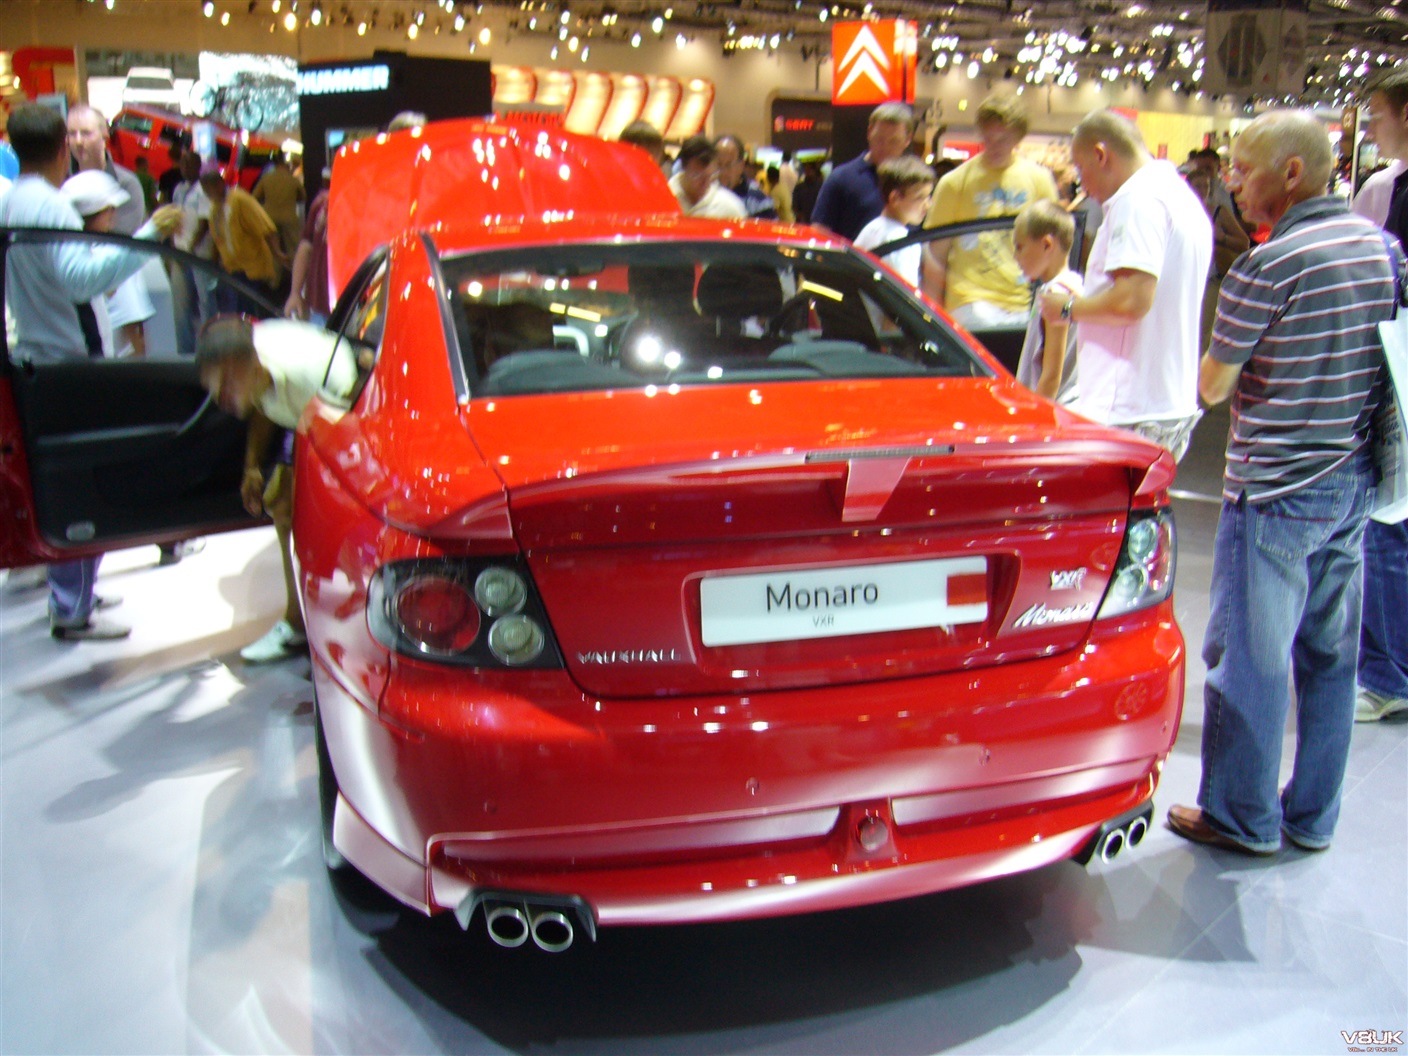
top-left (831, 21), bottom-right (917, 106)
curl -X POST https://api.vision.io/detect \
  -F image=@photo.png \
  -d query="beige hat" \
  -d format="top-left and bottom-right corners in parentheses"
top-left (61, 170), bottom-right (130, 217)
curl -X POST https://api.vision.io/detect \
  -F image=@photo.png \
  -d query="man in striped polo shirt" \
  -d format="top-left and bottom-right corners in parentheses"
top-left (1168, 110), bottom-right (1400, 857)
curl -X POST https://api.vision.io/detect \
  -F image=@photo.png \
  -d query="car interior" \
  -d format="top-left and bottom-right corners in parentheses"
top-left (445, 242), bottom-right (991, 398)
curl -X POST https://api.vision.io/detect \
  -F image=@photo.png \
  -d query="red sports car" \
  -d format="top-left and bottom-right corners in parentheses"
top-left (0, 120), bottom-right (1183, 954)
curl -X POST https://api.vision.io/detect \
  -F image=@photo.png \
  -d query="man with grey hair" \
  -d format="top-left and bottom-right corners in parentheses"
top-left (66, 103), bottom-right (145, 235)
top-left (1167, 110), bottom-right (1399, 856)
top-left (811, 101), bottom-right (915, 241)
top-left (1039, 109), bottom-right (1211, 461)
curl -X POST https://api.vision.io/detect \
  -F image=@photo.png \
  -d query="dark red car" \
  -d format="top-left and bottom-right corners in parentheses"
top-left (0, 120), bottom-right (1184, 954)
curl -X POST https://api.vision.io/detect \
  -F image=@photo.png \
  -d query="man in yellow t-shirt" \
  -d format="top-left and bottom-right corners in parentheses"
top-left (924, 93), bottom-right (1057, 330)
top-left (200, 164), bottom-right (288, 314)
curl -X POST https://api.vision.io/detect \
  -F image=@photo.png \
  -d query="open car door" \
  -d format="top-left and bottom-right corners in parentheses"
top-left (0, 226), bottom-right (280, 569)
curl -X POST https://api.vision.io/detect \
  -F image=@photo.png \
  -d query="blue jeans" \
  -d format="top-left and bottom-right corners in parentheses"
top-left (48, 556), bottom-right (101, 627)
top-left (1360, 518), bottom-right (1408, 700)
top-left (1200, 455), bottom-right (1374, 851)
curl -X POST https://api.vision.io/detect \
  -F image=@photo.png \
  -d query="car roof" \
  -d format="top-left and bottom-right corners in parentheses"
top-left (326, 118), bottom-right (685, 293)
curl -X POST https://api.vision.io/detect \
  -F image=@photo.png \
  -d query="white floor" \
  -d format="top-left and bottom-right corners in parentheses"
top-left (1, 414), bottom-right (1405, 1054)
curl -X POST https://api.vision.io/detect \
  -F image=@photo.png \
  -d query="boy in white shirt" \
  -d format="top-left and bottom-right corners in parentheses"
top-left (1012, 199), bottom-right (1082, 404)
top-left (854, 155), bottom-right (935, 288)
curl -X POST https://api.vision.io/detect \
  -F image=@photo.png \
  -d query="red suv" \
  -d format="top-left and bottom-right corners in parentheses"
top-left (108, 104), bottom-right (282, 190)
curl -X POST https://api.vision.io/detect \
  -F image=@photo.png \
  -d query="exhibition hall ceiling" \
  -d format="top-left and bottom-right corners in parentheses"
top-left (14, 0), bottom-right (1408, 105)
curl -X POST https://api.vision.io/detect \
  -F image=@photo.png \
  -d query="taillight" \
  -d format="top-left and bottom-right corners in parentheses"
top-left (1096, 506), bottom-right (1176, 620)
top-left (394, 575), bottom-right (481, 655)
top-left (368, 558), bottom-right (562, 668)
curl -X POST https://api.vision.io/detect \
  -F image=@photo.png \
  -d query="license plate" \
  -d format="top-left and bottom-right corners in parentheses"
top-left (699, 557), bottom-right (988, 647)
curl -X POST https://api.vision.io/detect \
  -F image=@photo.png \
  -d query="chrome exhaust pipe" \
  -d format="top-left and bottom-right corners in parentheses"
top-left (484, 902), bottom-right (530, 948)
top-left (529, 908), bottom-right (575, 953)
top-left (456, 888), bottom-right (599, 949)
top-left (1126, 815), bottom-right (1149, 848)
top-left (1077, 801), bottom-right (1156, 866)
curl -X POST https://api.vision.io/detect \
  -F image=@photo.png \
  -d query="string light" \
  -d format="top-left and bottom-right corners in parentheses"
top-left (72, 0), bottom-right (1406, 108)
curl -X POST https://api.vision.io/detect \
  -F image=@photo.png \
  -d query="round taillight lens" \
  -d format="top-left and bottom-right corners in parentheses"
top-left (394, 575), bottom-right (481, 654)
top-left (474, 566), bottom-right (528, 616)
top-left (487, 614), bottom-right (546, 665)
top-left (1126, 517), bottom-right (1160, 562)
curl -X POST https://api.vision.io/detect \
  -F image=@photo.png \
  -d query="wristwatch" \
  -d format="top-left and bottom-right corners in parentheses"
top-left (1060, 296), bottom-right (1076, 320)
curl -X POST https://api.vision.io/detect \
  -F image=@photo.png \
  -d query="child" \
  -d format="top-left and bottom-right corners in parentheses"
top-left (1012, 199), bottom-right (1082, 404)
top-left (61, 169), bottom-right (167, 358)
top-left (854, 155), bottom-right (935, 288)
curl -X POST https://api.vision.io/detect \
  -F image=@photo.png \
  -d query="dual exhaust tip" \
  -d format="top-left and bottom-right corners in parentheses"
top-left (485, 902), bottom-right (576, 952)
top-left (1077, 802), bottom-right (1155, 866)
top-left (1095, 813), bottom-right (1149, 863)
top-left (454, 889), bottom-right (597, 953)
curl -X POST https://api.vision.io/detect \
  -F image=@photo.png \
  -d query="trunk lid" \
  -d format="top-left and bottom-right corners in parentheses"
top-left (463, 379), bottom-right (1159, 697)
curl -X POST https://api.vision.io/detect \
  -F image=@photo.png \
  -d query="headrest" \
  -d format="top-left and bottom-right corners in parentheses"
top-left (695, 263), bottom-right (784, 322)
top-left (466, 301), bottom-right (556, 365)
top-left (628, 263), bottom-right (697, 306)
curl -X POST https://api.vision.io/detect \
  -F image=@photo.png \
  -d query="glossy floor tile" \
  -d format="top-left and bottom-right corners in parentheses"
top-left (2, 406), bottom-right (1405, 1055)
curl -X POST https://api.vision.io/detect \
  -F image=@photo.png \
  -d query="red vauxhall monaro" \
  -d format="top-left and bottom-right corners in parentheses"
top-left (0, 120), bottom-right (1183, 953)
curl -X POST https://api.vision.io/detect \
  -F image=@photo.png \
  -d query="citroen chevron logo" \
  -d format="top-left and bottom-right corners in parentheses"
top-left (837, 25), bottom-right (892, 100)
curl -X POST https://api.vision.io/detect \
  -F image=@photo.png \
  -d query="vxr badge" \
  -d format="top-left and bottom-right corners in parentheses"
top-left (1050, 568), bottom-right (1087, 591)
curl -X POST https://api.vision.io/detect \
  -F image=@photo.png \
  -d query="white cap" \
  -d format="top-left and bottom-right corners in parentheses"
top-left (61, 170), bottom-right (130, 217)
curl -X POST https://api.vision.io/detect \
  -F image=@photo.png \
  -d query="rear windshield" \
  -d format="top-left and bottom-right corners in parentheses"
top-left (439, 241), bottom-right (989, 397)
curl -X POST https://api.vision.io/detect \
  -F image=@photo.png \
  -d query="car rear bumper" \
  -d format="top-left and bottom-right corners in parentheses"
top-left (316, 604), bottom-right (1184, 926)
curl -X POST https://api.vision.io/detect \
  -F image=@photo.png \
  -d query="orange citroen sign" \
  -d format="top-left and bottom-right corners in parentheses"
top-left (832, 20), bottom-right (917, 106)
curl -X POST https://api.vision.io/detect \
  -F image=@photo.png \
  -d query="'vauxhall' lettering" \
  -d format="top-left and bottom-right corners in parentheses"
top-left (766, 581), bottom-right (879, 613)
top-left (576, 649), bottom-right (683, 665)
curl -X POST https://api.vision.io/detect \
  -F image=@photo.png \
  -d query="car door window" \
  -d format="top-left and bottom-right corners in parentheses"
top-left (321, 255), bottom-right (387, 408)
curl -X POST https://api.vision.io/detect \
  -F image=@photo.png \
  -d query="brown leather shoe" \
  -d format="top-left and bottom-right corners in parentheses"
top-left (1166, 805), bottom-right (1276, 857)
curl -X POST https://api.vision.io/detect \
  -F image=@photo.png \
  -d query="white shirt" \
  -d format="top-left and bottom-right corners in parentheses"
top-left (0, 174), bottom-right (154, 362)
top-left (1075, 160), bottom-right (1212, 426)
top-left (254, 318), bottom-right (359, 429)
top-left (668, 173), bottom-right (746, 219)
top-left (171, 178), bottom-right (213, 256)
top-left (1352, 160), bottom-right (1405, 228)
top-left (855, 214), bottom-right (922, 287)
